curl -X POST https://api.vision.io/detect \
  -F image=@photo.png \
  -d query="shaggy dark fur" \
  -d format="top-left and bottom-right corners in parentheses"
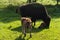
top-left (16, 3), bottom-right (51, 28)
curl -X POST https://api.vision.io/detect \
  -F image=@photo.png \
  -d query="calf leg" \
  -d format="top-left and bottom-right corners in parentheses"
top-left (22, 26), bottom-right (26, 37)
top-left (29, 25), bottom-right (32, 38)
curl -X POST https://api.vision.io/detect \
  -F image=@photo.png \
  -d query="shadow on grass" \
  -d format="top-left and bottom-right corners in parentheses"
top-left (11, 26), bottom-right (48, 40)
top-left (15, 34), bottom-right (32, 40)
top-left (11, 26), bottom-right (47, 33)
top-left (15, 34), bottom-right (25, 40)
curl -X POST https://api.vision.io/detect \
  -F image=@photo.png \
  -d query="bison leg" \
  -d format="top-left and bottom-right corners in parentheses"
top-left (31, 17), bottom-right (36, 26)
top-left (22, 26), bottom-right (26, 37)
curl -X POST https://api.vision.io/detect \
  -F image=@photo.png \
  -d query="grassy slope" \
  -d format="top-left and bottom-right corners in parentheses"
top-left (0, 0), bottom-right (60, 40)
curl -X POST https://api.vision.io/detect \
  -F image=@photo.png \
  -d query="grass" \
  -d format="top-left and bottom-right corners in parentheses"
top-left (0, 17), bottom-right (60, 40)
top-left (0, 0), bottom-right (60, 40)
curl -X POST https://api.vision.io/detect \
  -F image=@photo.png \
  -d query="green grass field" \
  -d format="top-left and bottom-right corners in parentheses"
top-left (0, 0), bottom-right (60, 40)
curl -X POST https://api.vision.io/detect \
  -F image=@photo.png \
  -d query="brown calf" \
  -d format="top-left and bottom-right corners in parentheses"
top-left (21, 17), bottom-right (32, 37)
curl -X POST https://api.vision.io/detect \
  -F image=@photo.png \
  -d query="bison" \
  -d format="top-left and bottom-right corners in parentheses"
top-left (16, 3), bottom-right (51, 29)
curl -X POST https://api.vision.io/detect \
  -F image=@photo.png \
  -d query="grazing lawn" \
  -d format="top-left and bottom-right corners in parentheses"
top-left (0, 8), bottom-right (60, 40)
top-left (0, 0), bottom-right (60, 40)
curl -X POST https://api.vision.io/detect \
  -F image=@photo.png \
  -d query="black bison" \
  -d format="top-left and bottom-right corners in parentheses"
top-left (21, 17), bottom-right (32, 37)
top-left (16, 3), bottom-right (51, 29)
